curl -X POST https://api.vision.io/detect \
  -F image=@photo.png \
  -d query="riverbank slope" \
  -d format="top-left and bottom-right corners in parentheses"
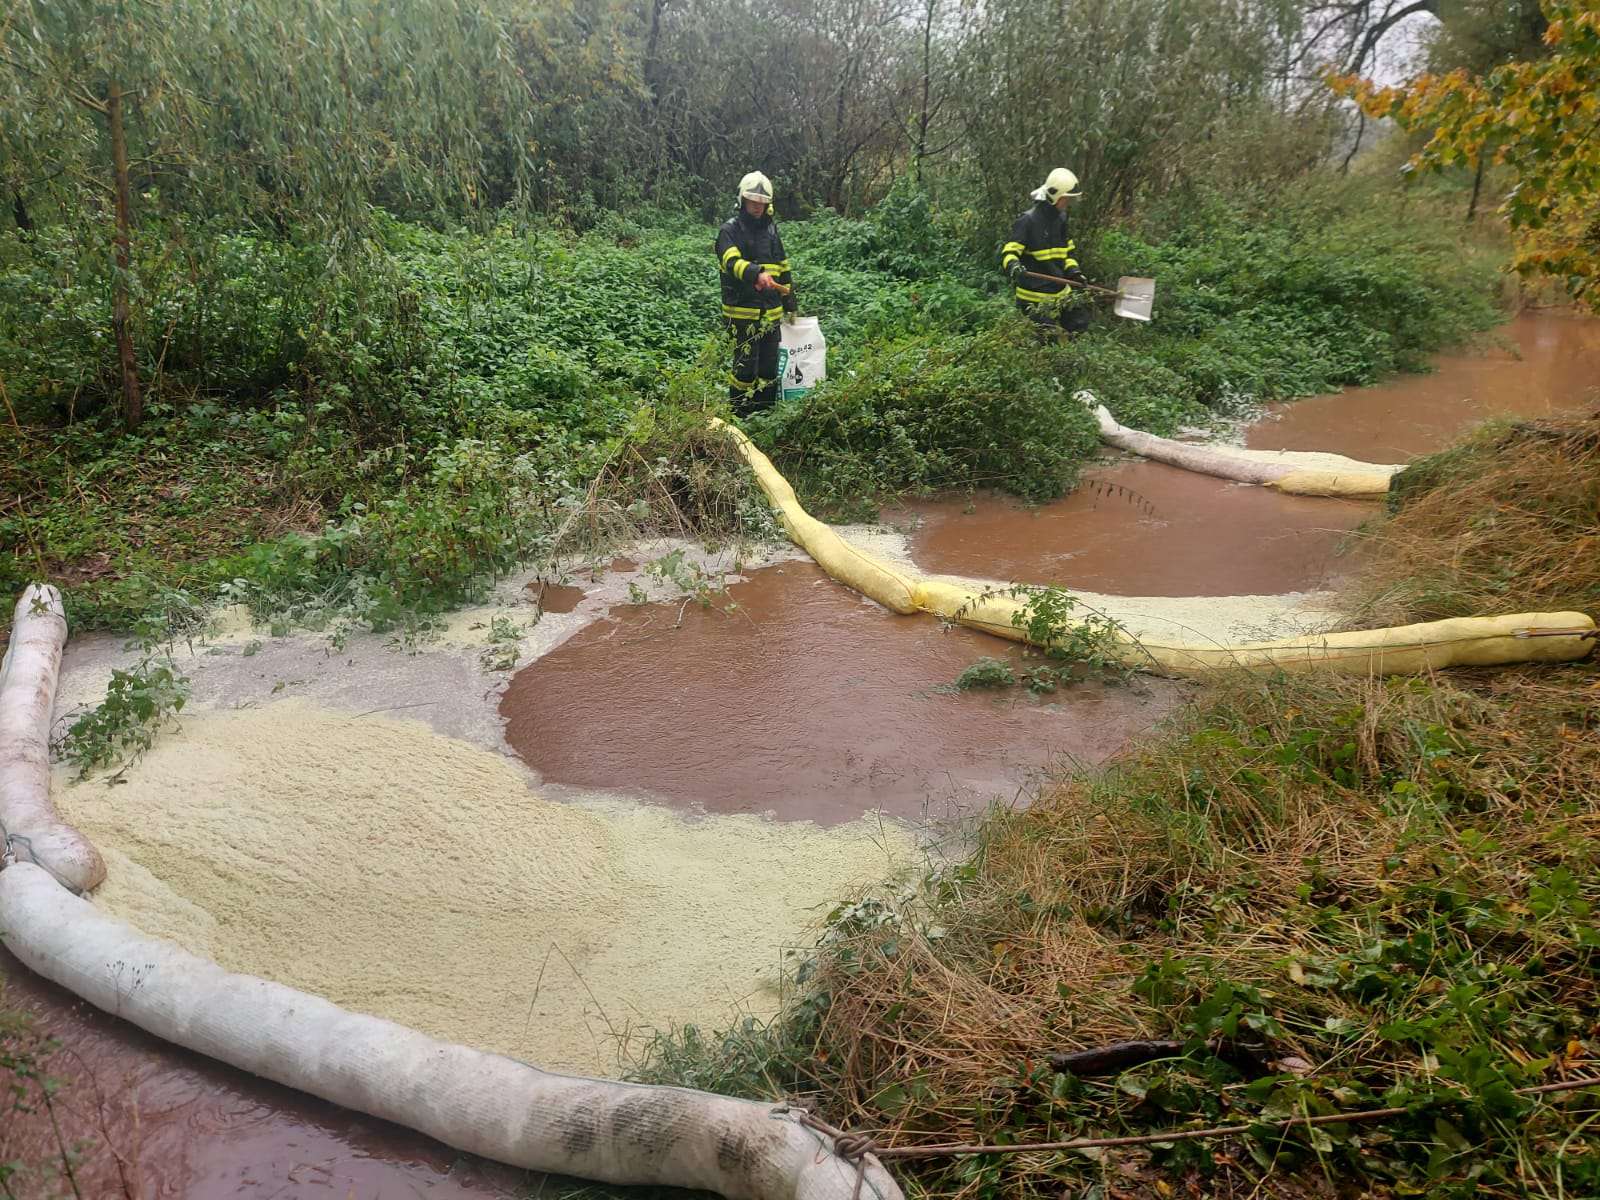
top-left (637, 410), bottom-right (1600, 1200)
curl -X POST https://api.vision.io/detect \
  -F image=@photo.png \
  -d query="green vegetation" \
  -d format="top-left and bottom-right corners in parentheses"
top-left (1334, 0), bottom-right (1600, 305)
top-left (6, 1), bottom-right (1595, 1197)
top-left (2, 180), bottom-right (1505, 634)
top-left (54, 656), bottom-right (189, 779)
top-left (946, 585), bottom-right (1134, 695)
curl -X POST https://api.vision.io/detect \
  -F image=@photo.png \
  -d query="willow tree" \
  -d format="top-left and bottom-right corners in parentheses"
top-left (772, 0), bottom-right (922, 209)
top-left (951, 0), bottom-right (1315, 226)
top-left (503, 0), bottom-right (651, 214)
top-left (0, 0), bottom-right (534, 426)
top-left (641, 0), bottom-right (928, 212)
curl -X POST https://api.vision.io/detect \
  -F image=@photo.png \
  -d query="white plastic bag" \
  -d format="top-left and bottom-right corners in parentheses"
top-left (777, 317), bottom-right (826, 401)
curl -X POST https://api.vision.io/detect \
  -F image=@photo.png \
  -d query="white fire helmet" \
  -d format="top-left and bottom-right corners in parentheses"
top-left (738, 171), bottom-right (774, 205)
top-left (1030, 167), bottom-right (1082, 203)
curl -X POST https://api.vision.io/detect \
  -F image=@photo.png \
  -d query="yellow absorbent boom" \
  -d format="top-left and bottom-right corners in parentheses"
top-left (714, 420), bottom-right (1596, 678)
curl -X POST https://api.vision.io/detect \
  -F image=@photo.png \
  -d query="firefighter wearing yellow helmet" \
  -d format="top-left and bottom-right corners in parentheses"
top-left (1000, 168), bottom-right (1090, 333)
top-left (715, 171), bottom-right (797, 417)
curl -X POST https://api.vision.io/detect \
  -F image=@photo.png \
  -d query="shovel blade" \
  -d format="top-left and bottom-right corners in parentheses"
top-left (1114, 276), bottom-right (1155, 321)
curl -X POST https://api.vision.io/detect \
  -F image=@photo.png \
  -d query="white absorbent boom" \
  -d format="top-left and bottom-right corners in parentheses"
top-left (0, 863), bottom-right (900, 1200)
top-left (0, 585), bottom-right (106, 891)
top-left (0, 584), bottom-right (901, 1200)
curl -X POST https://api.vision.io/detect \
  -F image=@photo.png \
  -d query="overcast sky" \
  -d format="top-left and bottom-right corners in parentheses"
top-left (1370, 9), bottom-right (1440, 85)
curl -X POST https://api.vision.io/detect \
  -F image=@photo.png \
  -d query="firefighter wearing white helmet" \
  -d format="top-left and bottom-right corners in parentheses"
top-left (715, 171), bottom-right (797, 416)
top-left (1001, 167), bottom-right (1090, 333)
top-left (739, 171), bottom-right (774, 205)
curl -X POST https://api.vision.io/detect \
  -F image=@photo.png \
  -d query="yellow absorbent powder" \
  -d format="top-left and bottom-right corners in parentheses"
top-left (53, 698), bottom-right (913, 1077)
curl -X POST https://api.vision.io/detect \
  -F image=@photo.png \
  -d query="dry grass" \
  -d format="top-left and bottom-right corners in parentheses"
top-left (546, 421), bottom-right (776, 561)
top-left (648, 414), bottom-right (1600, 1198)
top-left (1339, 413), bottom-right (1600, 627)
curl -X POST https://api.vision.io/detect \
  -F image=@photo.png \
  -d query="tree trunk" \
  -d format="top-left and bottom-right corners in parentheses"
top-left (1467, 153), bottom-right (1485, 221)
top-left (107, 82), bottom-right (143, 427)
top-left (643, 0), bottom-right (666, 106)
top-left (915, 0), bottom-right (932, 181)
top-left (1340, 109), bottom-right (1366, 175)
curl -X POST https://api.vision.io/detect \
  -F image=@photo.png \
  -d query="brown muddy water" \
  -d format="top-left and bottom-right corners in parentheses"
top-left (4, 310), bottom-right (1596, 1199)
top-left (0, 947), bottom-right (531, 1199)
top-left (899, 461), bottom-right (1372, 598)
top-left (900, 312), bottom-right (1600, 597)
top-left (1245, 310), bottom-right (1600, 461)
top-left (501, 558), bottom-right (1176, 827)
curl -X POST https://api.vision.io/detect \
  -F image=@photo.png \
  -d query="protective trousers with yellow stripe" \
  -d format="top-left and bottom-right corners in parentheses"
top-left (726, 317), bottom-right (781, 415)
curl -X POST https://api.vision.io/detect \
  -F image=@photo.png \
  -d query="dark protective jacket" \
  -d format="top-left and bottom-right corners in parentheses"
top-left (1001, 200), bottom-right (1081, 304)
top-left (716, 207), bottom-right (794, 321)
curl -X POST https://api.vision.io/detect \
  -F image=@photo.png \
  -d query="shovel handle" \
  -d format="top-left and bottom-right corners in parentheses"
top-left (1020, 269), bottom-right (1117, 296)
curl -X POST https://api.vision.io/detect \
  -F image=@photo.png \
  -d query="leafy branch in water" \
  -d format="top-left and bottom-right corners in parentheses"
top-left (475, 611), bottom-right (527, 673)
top-left (950, 656), bottom-right (1018, 691)
top-left (1007, 584), bottom-right (1127, 670)
top-left (949, 583), bottom-right (1136, 695)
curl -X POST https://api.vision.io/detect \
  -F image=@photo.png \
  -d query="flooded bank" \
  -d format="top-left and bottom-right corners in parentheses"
top-left (5, 309), bottom-right (1596, 1198)
top-left (890, 311), bottom-right (1600, 600)
top-left (1244, 310), bottom-right (1600, 460)
top-left (896, 462), bottom-right (1371, 598)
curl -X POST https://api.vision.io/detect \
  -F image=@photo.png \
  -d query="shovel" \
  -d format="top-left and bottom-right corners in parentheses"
top-left (1021, 271), bottom-right (1155, 322)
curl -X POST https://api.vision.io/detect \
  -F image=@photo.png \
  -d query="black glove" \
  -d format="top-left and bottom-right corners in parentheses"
top-left (1007, 260), bottom-right (1026, 283)
top-left (782, 285), bottom-right (798, 315)
top-left (1064, 265), bottom-right (1088, 286)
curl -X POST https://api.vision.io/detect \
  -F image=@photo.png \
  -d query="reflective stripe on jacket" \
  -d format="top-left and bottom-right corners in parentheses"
top-left (716, 207), bottom-right (792, 321)
top-left (1001, 200), bottom-right (1079, 303)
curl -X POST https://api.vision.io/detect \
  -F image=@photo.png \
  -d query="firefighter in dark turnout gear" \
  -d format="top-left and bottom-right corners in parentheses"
top-left (716, 171), bottom-right (796, 416)
top-left (1001, 167), bottom-right (1090, 334)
